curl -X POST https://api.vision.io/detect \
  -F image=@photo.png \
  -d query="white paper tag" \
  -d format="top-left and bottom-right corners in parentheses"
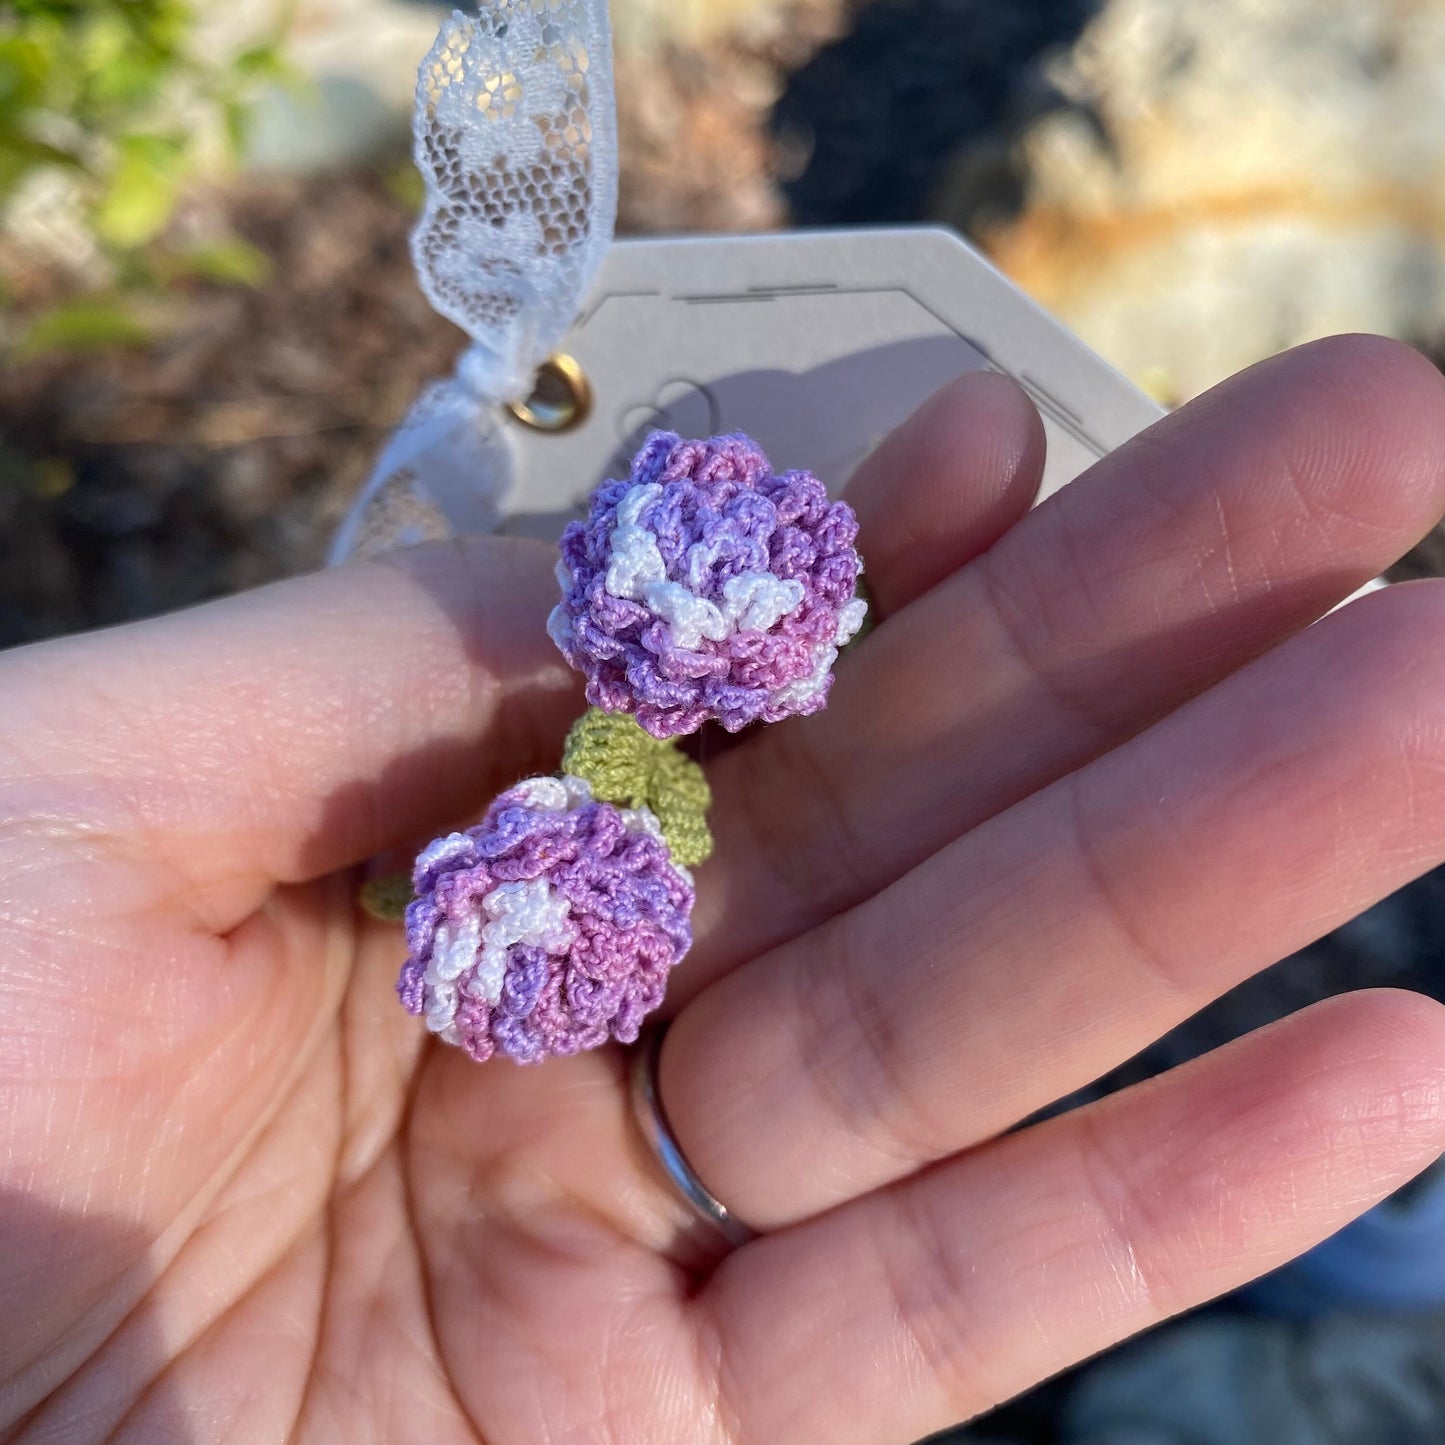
top-left (493, 226), bottom-right (1165, 541)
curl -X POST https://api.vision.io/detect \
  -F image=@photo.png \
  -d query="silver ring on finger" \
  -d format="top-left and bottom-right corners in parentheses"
top-left (628, 1023), bottom-right (758, 1250)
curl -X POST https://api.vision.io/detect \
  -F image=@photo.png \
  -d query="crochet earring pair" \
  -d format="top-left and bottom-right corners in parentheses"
top-left (394, 430), bottom-right (867, 1064)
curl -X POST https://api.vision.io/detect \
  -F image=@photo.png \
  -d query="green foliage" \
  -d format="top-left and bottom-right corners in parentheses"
top-left (171, 236), bottom-right (272, 287)
top-left (380, 155), bottom-right (427, 214)
top-left (15, 294), bottom-right (151, 354)
top-left (94, 132), bottom-right (186, 246)
top-left (0, 0), bottom-right (291, 350)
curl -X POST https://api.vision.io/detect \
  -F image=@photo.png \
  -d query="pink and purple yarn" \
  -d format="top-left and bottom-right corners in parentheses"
top-left (397, 776), bottom-right (694, 1064)
top-left (548, 431), bottom-right (867, 739)
top-left (397, 431), bottom-right (866, 1064)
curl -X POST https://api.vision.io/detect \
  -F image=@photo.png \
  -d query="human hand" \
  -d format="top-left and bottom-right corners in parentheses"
top-left (5, 335), bottom-right (1445, 1444)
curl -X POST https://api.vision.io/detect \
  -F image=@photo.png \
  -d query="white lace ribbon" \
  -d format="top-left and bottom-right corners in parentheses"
top-left (330, 1), bottom-right (618, 563)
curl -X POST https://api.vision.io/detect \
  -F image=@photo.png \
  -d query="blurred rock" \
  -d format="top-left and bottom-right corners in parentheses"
top-left (616, 0), bottom-right (843, 233)
top-left (977, 0), bottom-right (1445, 400)
top-left (244, 75), bottom-right (409, 174)
top-left (207, 0), bottom-right (441, 145)
top-left (613, 0), bottom-right (807, 48)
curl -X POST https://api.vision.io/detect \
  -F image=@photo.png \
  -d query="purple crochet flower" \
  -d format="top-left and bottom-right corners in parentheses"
top-left (397, 775), bottom-right (694, 1064)
top-left (548, 432), bottom-right (867, 738)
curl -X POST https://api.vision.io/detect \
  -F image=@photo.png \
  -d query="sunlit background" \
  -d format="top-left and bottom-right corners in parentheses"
top-left (7, 0), bottom-right (1445, 646)
top-left (4, 3), bottom-right (1445, 1442)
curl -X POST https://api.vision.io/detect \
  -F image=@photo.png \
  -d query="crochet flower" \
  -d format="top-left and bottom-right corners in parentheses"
top-left (548, 431), bottom-right (867, 738)
top-left (397, 775), bottom-right (694, 1064)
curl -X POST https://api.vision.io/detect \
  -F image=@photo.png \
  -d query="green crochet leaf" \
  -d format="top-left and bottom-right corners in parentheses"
top-left (562, 708), bottom-right (713, 867)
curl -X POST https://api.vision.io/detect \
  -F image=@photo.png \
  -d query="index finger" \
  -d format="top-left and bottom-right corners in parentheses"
top-left (0, 537), bottom-right (580, 922)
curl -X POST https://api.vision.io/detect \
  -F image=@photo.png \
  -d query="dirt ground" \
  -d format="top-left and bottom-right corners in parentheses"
top-left (0, 170), bottom-right (459, 645)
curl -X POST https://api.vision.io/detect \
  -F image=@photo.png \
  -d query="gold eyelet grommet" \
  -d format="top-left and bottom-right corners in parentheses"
top-left (506, 353), bottom-right (593, 433)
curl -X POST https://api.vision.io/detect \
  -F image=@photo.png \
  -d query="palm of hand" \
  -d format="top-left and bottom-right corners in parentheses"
top-left (8, 340), bottom-right (1445, 1445)
top-left (2, 655), bottom-right (726, 1442)
top-left (7, 821), bottom-right (735, 1442)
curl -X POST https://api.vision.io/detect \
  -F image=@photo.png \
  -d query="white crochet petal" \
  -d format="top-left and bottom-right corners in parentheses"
top-left (644, 580), bottom-right (730, 649)
top-left (414, 831), bottom-right (474, 875)
top-left (510, 776), bottom-right (569, 812)
top-left (606, 524), bottom-right (668, 601)
top-left (722, 572), bottom-right (804, 632)
top-left (835, 595), bottom-right (868, 645)
top-left (473, 877), bottom-right (574, 1005)
top-left (428, 912), bottom-right (484, 986)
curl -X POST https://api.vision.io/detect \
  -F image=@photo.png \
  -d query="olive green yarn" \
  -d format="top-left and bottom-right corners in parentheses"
top-left (562, 708), bottom-right (714, 867)
top-left (360, 872), bottom-right (414, 923)
top-left (646, 742), bottom-right (714, 869)
top-left (562, 708), bottom-right (654, 810)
